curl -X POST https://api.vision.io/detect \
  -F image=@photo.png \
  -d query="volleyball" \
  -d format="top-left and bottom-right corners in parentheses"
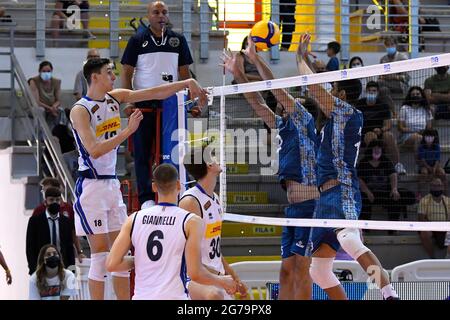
top-left (250, 20), bottom-right (281, 50)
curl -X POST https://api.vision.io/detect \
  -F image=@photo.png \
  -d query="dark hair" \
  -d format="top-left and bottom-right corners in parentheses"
top-left (241, 36), bottom-right (248, 51)
top-left (420, 128), bottom-right (440, 147)
top-left (336, 79), bottom-right (362, 104)
top-left (183, 147), bottom-right (214, 181)
top-left (83, 58), bottom-right (111, 85)
top-left (39, 61), bottom-right (53, 72)
top-left (45, 186), bottom-right (61, 198)
top-left (364, 139), bottom-right (384, 158)
top-left (349, 56), bottom-right (364, 68)
top-left (327, 41), bottom-right (341, 54)
top-left (403, 86), bottom-right (429, 110)
top-left (35, 244), bottom-right (66, 294)
top-left (153, 163), bottom-right (178, 195)
top-left (384, 36), bottom-right (397, 46)
top-left (40, 177), bottom-right (60, 188)
top-left (366, 81), bottom-right (379, 90)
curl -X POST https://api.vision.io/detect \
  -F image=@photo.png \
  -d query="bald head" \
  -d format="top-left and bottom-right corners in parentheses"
top-left (87, 48), bottom-right (100, 60)
top-left (147, 1), bottom-right (169, 34)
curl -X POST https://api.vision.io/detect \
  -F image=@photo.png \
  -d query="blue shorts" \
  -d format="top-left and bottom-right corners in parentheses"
top-left (307, 184), bottom-right (362, 256)
top-left (281, 199), bottom-right (316, 258)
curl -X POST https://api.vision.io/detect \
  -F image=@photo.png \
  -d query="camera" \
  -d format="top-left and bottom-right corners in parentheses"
top-left (161, 72), bottom-right (173, 83)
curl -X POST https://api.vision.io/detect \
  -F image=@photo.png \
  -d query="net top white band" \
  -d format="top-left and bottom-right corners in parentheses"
top-left (209, 53), bottom-right (450, 97)
top-left (223, 213), bottom-right (450, 232)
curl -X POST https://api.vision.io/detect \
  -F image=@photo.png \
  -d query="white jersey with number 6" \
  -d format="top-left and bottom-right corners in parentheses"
top-left (181, 185), bottom-right (225, 275)
top-left (72, 93), bottom-right (121, 177)
top-left (131, 204), bottom-right (195, 300)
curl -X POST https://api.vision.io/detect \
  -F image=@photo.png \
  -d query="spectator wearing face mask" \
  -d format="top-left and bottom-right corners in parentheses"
top-left (29, 244), bottom-right (76, 300)
top-left (378, 37), bottom-right (410, 111)
top-left (417, 129), bottom-right (448, 196)
top-left (32, 178), bottom-right (85, 263)
top-left (424, 66), bottom-right (450, 120)
top-left (398, 86), bottom-right (433, 153)
top-left (356, 81), bottom-right (406, 175)
top-left (358, 140), bottom-right (415, 226)
top-left (418, 178), bottom-right (450, 259)
top-left (28, 61), bottom-right (66, 130)
top-left (26, 187), bottom-right (76, 275)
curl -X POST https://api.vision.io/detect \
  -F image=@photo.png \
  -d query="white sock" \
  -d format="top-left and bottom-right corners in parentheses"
top-left (381, 284), bottom-right (398, 299)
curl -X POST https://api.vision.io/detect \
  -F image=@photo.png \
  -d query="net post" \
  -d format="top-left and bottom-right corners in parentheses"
top-left (409, 0), bottom-right (419, 59)
top-left (177, 91), bottom-right (187, 195)
top-left (219, 89), bottom-right (227, 212)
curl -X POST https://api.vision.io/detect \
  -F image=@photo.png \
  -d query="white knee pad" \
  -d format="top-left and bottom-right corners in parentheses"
top-left (88, 252), bottom-right (108, 282)
top-left (112, 271), bottom-right (130, 278)
top-left (337, 228), bottom-right (370, 260)
top-left (309, 257), bottom-right (340, 289)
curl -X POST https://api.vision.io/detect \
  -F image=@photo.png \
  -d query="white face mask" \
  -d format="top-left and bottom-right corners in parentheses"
top-left (351, 63), bottom-right (362, 68)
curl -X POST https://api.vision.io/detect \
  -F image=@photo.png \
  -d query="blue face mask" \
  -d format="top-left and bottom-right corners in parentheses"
top-left (386, 47), bottom-right (397, 56)
top-left (40, 72), bottom-right (52, 81)
top-left (366, 93), bottom-right (377, 104)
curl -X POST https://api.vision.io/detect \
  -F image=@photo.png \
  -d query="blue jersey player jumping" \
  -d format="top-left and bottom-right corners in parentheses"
top-left (221, 37), bottom-right (319, 300)
top-left (297, 33), bottom-right (399, 300)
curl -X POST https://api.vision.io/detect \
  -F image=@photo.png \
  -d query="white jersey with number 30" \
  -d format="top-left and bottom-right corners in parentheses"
top-left (131, 204), bottom-right (194, 300)
top-left (181, 185), bottom-right (225, 275)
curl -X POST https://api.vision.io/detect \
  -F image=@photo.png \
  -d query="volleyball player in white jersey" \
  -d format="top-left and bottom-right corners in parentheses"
top-left (179, 147), bottom-right (248, 300)
top-left (106, 163), bottom-right (236, 300)
top-left (70, 58), bottom-right (208, 300)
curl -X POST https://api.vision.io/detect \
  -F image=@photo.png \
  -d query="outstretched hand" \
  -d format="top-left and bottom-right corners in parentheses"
top-left (220, 49), bottom-right (240, 76)
top-left (297, 33), bottom-right (312, 60)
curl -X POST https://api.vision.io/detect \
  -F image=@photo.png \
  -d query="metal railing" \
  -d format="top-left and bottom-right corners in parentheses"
top-left (1, 1), bottom-right (449, 61)
top-left (6, 25), bottom-right (75, 202)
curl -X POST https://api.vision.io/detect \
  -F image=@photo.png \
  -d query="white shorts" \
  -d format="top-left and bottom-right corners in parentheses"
top-left (74, 178), bottom-right (127, 236)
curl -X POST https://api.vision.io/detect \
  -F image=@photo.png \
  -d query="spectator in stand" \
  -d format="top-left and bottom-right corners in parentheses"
top-left (378, 36), bottom-right (410, 110)
top-left (326, 41), bottom-right (340, 71)
top-left (356, 81), bottom-right (406, 175)
top-left (398, 86), bottom-right (433, 153)
top-left (0, 247), bottom-right (12, 285)
top-left (424, 66), bottom-right (450, 120)
top-left (418, 178), bottom-right (450, 259)
top-left (418, 128), bottom-right (448, 196)
top-left (29, 61), bottom-right (66, 130)
top-left (32, 178), bottom-right (85, 262)
top-left (51, 1), bottom-right (95, 40)
top-left (26, 187), bottom-right (76, 275)
top-left (73, 48), bottom-right (100, 101)
top-left (29, 244), bottom-right (76, 300)
top-left (0, 6), bottom-right (12, 23)
top-left (358, 140), bottom-right (415, 227)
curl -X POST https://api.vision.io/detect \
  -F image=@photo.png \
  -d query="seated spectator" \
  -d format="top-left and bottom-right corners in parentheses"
top-left (32, 178), bottom-right (85, 263)
top-left (356, 81), bottom-right (406, 175)
top-left (418, 178), bottom-right (450, 259)
top-left (0, 247), bottom-right (12, 285)
top-left (73, 48), bottom-right (100, 101)
top-left (358, 140), bottom-right (415, 226)
top-left (378, 36), bottom-right (410, 110)
top-left (29, 61), bottom-right (75, 153)
top-left (26, 187), bottom-right (76, 275)
top-left (424, 66), bottom-right (450, 120)
top-left (29, 244), bottom-right (76, 300)
top-left (29, 61), bottom-right (66, 129)
top-left (398, 86), bottom-right (433, 153)
top-left (418, 128), bottom-right (448, 196)
top-left (51, 1), bottom-right (95, 40)
top-left (326, 41), bottom-right (340, 71)
top-left (0, 6), bottom-right (12, 23)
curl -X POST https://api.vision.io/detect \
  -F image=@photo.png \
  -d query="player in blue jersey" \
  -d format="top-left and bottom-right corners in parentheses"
top-left (221, 37), bottom-right (319, 300)
top-left (297, 33), bottom-right (399, 300)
